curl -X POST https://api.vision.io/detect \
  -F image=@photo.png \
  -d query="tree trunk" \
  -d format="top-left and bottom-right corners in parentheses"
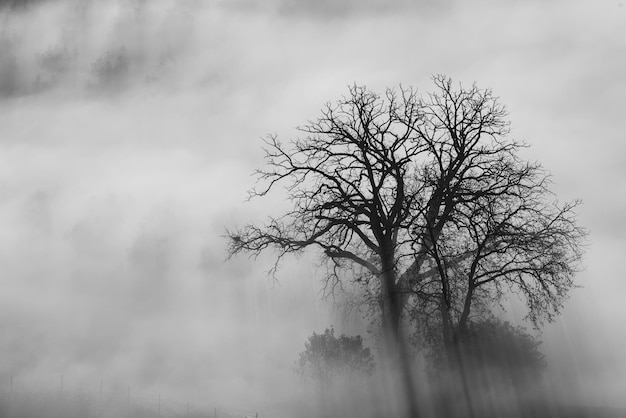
top-left (457, 285), bottom-right (474, 338)
top-left (437, 301), bottom-right (476, 418)
top-left (380, 257), bottom-right (420, 418)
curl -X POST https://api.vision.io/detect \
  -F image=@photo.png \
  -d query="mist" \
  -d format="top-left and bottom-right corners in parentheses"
top-left (0, 0), bottom-right (625, 417)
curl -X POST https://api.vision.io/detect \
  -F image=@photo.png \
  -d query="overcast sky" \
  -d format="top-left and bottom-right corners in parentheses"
top-left (0, 0), bottom-right (624, 414)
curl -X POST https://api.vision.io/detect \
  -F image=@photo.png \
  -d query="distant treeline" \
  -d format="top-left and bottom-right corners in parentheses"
top-left (0, 0), bottom-right (51, 11)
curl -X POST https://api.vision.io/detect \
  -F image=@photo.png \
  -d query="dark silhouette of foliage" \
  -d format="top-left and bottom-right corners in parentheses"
top-left (425, 318), bottom-right (547, 418)
top-left (464, 319), bottom-right (546, 383)
top-left (429, 318), bottom-right (546, 385)
top-left (295, 327), bottom-right (374, 389)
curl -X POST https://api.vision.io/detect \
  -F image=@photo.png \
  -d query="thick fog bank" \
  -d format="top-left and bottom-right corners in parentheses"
top-left (0, 0), bottom-right (625, 415)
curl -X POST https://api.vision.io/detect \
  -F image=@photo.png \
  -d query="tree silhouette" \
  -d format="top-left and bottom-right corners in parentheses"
top-left (227, 75), bottom-right (585, 417)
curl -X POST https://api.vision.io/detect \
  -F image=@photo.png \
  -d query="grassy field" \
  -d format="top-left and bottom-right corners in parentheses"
top-left (0, 392), bottom-right (253, 418)
top-left (0, 369), bottom-right (623, 418)
top-left (1, 389), bottom-right (626, 418)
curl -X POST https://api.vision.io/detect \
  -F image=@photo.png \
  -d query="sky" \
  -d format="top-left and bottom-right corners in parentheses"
top-left (0, 0), bottom-right (625, 415)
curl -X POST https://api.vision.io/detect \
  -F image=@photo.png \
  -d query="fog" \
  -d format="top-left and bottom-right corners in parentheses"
top-left (0, 0), bottom-right (625, 416)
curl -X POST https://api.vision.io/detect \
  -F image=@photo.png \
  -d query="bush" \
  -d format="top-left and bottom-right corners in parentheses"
top-left (295, 327), bottom-right (374, 389)
top-left (457, 319), bottom-right (546, 389)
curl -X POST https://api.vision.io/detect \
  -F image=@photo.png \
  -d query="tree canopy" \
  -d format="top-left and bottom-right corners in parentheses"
top-left (228, 76), bottom-right (584, 342)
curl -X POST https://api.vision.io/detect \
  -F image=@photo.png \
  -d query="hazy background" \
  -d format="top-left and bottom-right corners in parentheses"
top-left (0, 0), bottom-right (624, 414)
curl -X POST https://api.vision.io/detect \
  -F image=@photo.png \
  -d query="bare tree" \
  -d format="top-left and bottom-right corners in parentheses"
top-left (226, 76), bottom-right (585, 417)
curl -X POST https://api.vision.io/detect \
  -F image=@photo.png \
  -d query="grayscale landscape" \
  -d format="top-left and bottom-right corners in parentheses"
top-left (0, 1), bottom-right (624, 417)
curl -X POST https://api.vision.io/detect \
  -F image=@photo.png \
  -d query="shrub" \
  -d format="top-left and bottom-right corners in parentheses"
top-left (295, 327), bottom-right (374, 389)
top-left (455, 318), bottom-right (546, 390)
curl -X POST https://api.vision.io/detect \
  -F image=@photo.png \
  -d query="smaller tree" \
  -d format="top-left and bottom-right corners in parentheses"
top-left (295, 327), bottom-right (375, 391)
